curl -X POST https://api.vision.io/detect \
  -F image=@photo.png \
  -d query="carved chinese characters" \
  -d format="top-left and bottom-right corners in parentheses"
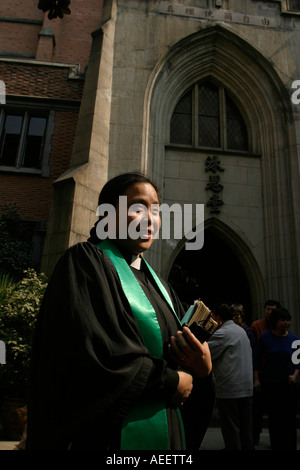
top-left (205, 156), bottom-right (224, 214)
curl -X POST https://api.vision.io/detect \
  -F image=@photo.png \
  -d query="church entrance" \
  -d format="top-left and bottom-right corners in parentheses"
top-left (167, 227), bottom-right (253, 326)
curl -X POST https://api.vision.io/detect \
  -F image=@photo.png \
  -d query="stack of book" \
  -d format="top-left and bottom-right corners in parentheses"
top-left (181, 300), bottom-right (218, 343)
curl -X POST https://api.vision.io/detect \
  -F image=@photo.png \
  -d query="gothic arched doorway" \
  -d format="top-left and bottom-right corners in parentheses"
top-left (167, 227), bottom-right (253, 326)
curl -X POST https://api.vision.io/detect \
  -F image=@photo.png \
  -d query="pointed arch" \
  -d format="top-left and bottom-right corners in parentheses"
top-left (142, 24), bottom-right (292, 181)
top-left (164, 217), bottom-right (265, 319)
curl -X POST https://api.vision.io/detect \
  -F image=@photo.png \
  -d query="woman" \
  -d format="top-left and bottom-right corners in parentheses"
top-left (253, 307), bottom-right (300, 450)
top-left (26, 172), bottom-right (211, 450)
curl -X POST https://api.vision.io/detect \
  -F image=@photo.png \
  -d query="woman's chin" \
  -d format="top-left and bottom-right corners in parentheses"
top-left (114, 237), bottom-right (155, 255)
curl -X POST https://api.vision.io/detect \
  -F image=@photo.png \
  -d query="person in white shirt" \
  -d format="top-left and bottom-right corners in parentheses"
top-left (208, 303), bottom-right (254, 450)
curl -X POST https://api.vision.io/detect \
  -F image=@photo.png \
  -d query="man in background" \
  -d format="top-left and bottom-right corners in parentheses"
top-left (208, 304), bottom-right (254, 450)
top-left (250, 300), bottom-right (281, 342)
top-left (250, 299), bottom-right (281, 445)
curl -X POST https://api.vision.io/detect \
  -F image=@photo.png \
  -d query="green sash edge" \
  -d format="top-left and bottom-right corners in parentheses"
top-left (98, 239), bottom-right (176, 450)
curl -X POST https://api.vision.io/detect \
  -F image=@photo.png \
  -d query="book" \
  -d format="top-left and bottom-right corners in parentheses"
top-left (181, 299), bottom-right (218, 342)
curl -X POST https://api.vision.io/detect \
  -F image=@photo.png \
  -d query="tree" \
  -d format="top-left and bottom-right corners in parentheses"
top-left (0, 204), bottom-right (34, 279)
top-left (0, 269), bottom-right (48, 398)
top-left (38, 0), bottom-right (71, 19)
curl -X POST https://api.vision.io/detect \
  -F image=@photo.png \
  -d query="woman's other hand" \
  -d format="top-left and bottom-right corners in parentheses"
top-left (169, 326), bottom-right (212, 377)
top-left (171, 370), bottom-right (193, 407)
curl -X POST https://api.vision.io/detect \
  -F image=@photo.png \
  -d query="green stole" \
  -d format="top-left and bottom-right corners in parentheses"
top-left (97, 239), bottom-right (181, 450)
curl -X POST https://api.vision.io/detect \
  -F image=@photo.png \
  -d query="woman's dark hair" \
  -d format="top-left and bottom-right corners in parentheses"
top-left (98, 172), bottom-right (159, 207)
top-left (88, 172), bottom-right (159, 243)
top-left (213, 304), bottom-right (233, 322)
top-left (270, 307), bottom-right (291, 330)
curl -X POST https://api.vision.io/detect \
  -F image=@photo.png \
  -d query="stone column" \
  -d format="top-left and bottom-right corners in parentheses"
top-left (36, 14), bottom-right (61, 61)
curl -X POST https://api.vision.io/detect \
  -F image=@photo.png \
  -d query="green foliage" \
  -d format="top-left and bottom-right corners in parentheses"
top-left (0, 203), bottom-right (33, 279)
top-left (0, 269), bottom-right (48, 398)
top-left (0, 272), bottom-right (16, 305)
top-left (38, 0), bottom-right (71, 19)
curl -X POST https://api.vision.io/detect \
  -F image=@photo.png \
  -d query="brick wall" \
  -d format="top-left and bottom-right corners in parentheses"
top-left (0, 0), bottom-right (103, 70)
top-left (0, 0), bottom-right (44, 21)
top-left (0, 61), bottom-right (84, 99)
top-left (0, 23), bottom-right (41, 58)
top-left (0, 0), bottom-right (44, 58)
top-left (0, 0), bottom-right (103, 267)
top-left (0, 109), bottom-right (79, 221)
top-left (51, 0), bottom-right (103, 70)
top-left (0, 61), bottom-right (84, 221)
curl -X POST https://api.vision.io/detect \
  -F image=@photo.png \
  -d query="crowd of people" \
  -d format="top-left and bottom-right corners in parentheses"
top-left (206, 300), bottom-right (300, 451)
top-left (24, 172), bottom-right (300, 451)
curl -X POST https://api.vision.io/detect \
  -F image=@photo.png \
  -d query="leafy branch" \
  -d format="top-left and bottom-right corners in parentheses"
top-left (38, 0), bottom-right (71, 19)
top-left (0, 269), bottom-right (48, 397)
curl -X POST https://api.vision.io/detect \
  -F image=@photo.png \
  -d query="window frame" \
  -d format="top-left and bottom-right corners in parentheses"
top-left (0, 107), bottom-right (54, 177)
top-left (287, 0), bottom-right (300, 11)
top-left (170, 81), bottom-right (249, 153)
top-left (270, 0), bottom-right (300, 14)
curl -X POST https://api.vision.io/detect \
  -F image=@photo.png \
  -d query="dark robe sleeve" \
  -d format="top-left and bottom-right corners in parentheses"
top-left (26, 242), bottom-right (180, 449)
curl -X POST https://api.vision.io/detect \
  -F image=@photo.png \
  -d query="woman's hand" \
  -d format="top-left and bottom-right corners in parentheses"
top-left (171, 370), bottom-right (193, 407)
top-left (288, 370), bottom-right (300, 385)
top-left (169, 326), bottom-right (212, 377)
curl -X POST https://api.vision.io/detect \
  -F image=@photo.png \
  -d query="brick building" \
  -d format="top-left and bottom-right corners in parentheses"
top-left (0, 0), bottom-right (102, 268)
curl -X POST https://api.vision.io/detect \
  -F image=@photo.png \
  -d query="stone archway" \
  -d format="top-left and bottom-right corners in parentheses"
top-left (167, 218), bottom-right (265, 322)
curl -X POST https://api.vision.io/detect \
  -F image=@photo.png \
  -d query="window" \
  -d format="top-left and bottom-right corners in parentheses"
top-left (0, 109), bottom-right (53, 175)
top-left (170, 81), bottom-right (248, 152)
top-left (170, 89), bottom-right (192, 145)
top-left (198, 83), bottom-right (220, 148)
top-left (271, 0), bottom-right (300, 14)
top-left (226, 95), bottom-right (248, 150)
top-left (287, 0), bottom-right (300, 11)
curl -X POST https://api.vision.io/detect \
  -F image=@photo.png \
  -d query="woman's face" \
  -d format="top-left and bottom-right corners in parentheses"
top-left (274, 317), bottom-right (291, 336)
top-left (115, 182), bottom-right (161, 255)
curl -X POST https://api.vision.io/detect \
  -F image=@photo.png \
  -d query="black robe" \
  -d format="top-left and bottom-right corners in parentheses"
top-left (26, 241), bottom-right (186, 450)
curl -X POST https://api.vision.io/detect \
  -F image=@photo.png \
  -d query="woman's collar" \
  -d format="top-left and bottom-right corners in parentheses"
top-left (130, 255), bottom-right (142, 270)
top-left (118, 246), bottom-right (143, 270)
